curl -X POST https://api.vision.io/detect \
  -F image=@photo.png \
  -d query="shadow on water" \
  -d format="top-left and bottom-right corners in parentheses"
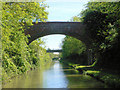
top-left (3, 61), bottom-right (107, 88)
top-left (60, 62), bottom-right (106, 88)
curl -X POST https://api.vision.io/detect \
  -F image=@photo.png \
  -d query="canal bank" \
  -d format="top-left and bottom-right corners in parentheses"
top-left (2, 61), bottom-right (53, 86)
top-left (84, 67), bottom-right (120, 88)
top-left (60, 60), bottom-right (120, 88)
top-left (3, 61), bottom-right (106, 88)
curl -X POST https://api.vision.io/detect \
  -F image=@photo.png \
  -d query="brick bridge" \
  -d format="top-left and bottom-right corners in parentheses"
top-left (24, 22), bottom-right (93, 64)
top-left (24, 22), bottom-right (91, 47)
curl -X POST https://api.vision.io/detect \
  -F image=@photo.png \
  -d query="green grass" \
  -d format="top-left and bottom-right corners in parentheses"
top-left (84, 69), bottom-right (120, 88)
top-left (68, 62), bottom-right (120, 88)
top-left (86, 70), bottom-right (100, 74)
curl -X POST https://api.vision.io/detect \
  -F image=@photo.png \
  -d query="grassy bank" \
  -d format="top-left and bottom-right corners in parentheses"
top-left (85, 70), bottom-right (120, 88)
top-left (60, 60), bottom-right (120, 88)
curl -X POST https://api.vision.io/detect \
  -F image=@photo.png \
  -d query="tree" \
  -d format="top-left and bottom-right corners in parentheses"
top-left (80, 2), bottom-right (120, 52)
top-left (1, 2), bottom-right (51, 82)
top-left (79, 2), bottom-right (120, 68)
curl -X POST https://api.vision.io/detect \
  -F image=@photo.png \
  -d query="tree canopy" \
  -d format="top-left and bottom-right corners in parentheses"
top-left (80, 2), bottom-right (120, 52)
top-left (1, 2), bottom-right (53, 83)
top-left (61, 2), bottom-right (120, 68)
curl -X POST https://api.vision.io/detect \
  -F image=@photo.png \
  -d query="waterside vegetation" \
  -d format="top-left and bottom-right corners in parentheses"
top-left (61, 1), bottom-right (120, 88)
top-left (1, 2), bottom-right (54, 84)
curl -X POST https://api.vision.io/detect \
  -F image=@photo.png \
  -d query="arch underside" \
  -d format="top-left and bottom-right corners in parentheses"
top-left (28, 32), bottom-right (91, 47)
top-left (25, 22), bottom-right (92, 47)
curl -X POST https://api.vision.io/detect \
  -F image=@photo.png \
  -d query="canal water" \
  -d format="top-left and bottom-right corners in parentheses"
top-left (3, 61), bottom-right (106, 88)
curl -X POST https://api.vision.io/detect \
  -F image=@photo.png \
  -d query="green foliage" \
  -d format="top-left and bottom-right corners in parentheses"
top-left (70, 16), bottom-right (81, 22)
top-left (80, 2), bottom-right (120, 52)
top-left (62, 2), bottom-right (120, 69)
top-left (79, 2), bottom-right (120, 68)
top-left (62, 36), bottom-right (86, 57)
top-left (29, 39), bottom-right (52, 66)
top-left (1, 2), bottom-right (52, 83)
top-left (61, 36), bottom-right (87, 65)
top-left (86, 70), bottom-right (120, 88)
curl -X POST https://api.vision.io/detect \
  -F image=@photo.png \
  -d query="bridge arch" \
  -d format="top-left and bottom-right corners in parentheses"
top-left (24, 22), bottom-right (91, 47)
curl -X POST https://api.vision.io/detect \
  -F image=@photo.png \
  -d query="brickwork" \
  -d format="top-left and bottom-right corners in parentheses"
top-left (24, 22), bottom-right (91, 47)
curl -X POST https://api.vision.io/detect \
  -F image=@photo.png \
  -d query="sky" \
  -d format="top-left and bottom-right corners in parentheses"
top-left (41, 0), bottom-right (90, 50)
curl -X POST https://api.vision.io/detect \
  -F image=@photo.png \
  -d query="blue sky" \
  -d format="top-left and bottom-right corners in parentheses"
top-left (41, 0), bottom-right (90, 50)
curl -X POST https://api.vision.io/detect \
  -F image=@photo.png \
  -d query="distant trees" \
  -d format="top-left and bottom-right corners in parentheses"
top-left (62, 36), bottom-right (86, 58)
top-left (61, 36), bottom-right (87, 65)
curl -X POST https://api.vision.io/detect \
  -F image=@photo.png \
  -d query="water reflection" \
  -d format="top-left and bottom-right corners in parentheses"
top-left (3, 61), bottom-right (106, 88)
top-left (43, 61), bottom-right (68, 88)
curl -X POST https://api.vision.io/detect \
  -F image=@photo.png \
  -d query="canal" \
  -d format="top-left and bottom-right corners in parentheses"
top-left (3, 61), bottom-right (106, 88)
